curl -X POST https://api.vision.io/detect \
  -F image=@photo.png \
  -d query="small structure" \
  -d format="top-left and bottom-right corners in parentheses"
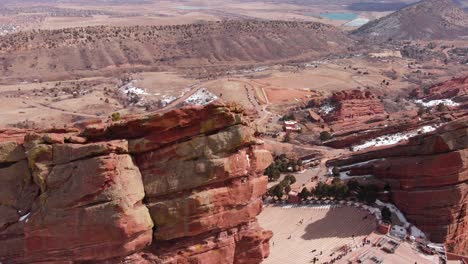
top-left (389, 225), bottom-right (407, 239)
top-left (377, 222), bottom-right (391, 234)
top-left (382, 239), bottom-right (400, 254)
top-left (283, 120), bottom-right (301, 132)
top-left (287, 191), bottom-right (300, 204)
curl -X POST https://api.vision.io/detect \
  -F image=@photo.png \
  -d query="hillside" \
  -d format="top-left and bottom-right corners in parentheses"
top-left (0, 20), bottom-right (352, 82)
top-left (353, 0), bottom-right (468, 41)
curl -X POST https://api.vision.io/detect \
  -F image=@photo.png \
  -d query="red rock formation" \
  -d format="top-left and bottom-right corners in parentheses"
top-left (0, 103), bottom-right (273, 263)
top-left (324, 90), bottom-right (386, 123)
top-left (411, 75), bottom-right (468, 101)
top-left (328, 118), bottom-right (468, 255)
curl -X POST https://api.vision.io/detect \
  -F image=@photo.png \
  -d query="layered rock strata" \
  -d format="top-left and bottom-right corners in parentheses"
top-left (324, 90), bottom-right (386, 123)
top-left (0, 103), bottom-right (273, 263)
top-left (328, 118), bottom-right (467, 255)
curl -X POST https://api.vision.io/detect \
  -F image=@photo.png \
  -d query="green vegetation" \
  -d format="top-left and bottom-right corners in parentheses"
top-left (267, 175), bottom-right (297, 200)
top-left (347, 179), bottom-right (359, 192)
top-left (265, 164), bottom-right (281, 182)
top-left (264, 155), bottom-right (303, 182)
top-left (381, 206), bottom-right (392, 223)
top-left (437, 103), bottom-right (449, 112)
top-left (332, 167), bottom-right (340, 177)
top-left (279, 114), bottom-right (295, 121)
top-left (320, 131), bottom-right (332, 141)
top-left (312, 179), bottom-right (349, 199)
top-left (266, 170), bottom-right (381, 205)
top-left (111, 112), bottom-right (121, 121)
top-left (357, 184), bottom-right (379, 204)
top-left (299, 187), bottom-right (311, 200)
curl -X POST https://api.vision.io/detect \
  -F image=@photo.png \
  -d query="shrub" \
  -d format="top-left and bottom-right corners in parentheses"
top-left (299, 187), bottom-right (311, 200)
top-left (347, 179), bottom-right (359, 191)
top-left (111, 112), bottom-right (121, 121)
top-left (381, 206), bottom-right (392, 222)
top-left (357, 184), bottom-right (379, 204)
top-left (320, 131), bottom-right (332, 141)
top-left (265, 164), bottom-right (281, 182)
top-left (284, 174), bottom-right (297, 185)
top-left (436, 103), bottom-right (449, 112)
top-left (269, 184), bottom-right (284, 200)
top-left (332, 167), bottom-right (340, 177)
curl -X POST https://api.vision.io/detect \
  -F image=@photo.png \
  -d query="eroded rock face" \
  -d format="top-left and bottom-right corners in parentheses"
top-left (0, 103), bottom-right (273, 264)
top-left (324, 90), bottom-right (386, 123)
top-left (328, 118), bottom-right (468, 255)
top-left (411, 75), bottom-right (468, 101)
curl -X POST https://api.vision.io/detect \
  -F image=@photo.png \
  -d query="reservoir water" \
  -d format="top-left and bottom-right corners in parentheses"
top-left (320, 13), bottom-right (358, 21)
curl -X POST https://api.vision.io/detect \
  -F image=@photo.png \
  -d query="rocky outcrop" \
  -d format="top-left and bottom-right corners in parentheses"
top-left (328, 118), bottom-right (468, 255)
top-left (418, 75), bottom-right (468, 101)
top-left (324, 90), bottom-right (386, 124)
top-left (411, 75), bottom-right (468, 112)
top-left (0, 103), bottom-right (273, 263)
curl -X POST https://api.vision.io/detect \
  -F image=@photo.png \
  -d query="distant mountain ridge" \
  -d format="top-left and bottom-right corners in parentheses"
top-left (353, 0), bottom-right (468, 41)
top-left (0, 20), bottom-right (352, 82)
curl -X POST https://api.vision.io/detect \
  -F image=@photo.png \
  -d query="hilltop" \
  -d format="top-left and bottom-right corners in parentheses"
top-left (353, 0), bottom-right (468, 41)
top-left (0, 20), bottom-right (352, 82)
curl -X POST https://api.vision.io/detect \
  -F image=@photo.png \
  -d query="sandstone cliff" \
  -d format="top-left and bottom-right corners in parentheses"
top-left (0, 103), bottom-right (273, 263)
top-left (324, 90), bottom-right (387, 124)
top-left (328, 118), bottom-right (468, 255)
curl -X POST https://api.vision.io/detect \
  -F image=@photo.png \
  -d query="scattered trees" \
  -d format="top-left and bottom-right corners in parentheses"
top-left (264, 155), bottom-right (303, 182)
top-left (283, 174), bottom-right (297, 185)
top-left (347, 179), bottom-right (359, 192)
top-left (310, 179), bottom-right (349, 199)
top-left (299, 187), bottom-right (311, 200)
top-left (381, 206), bottom-right (392, 222)
top-left (357, 184), bottom-right (378, 204)
top-left (267, 175), bottom-right (297, 200)
top-left (265, 163), bottom-right (281, 182)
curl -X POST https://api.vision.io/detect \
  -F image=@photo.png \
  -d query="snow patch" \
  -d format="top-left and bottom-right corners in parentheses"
top-left (338, 171), bottom-right (373, 180)
top-left (120, 81), bottom-right (148, 95)
top-left (415, 99), bottom-right (459, 108)
top-left (19, 212), bottom-right (31, 222)
top-left (184, 88), bottom-right (218, 106)
top-left (344, 18), bottom-right (370, 27)
top-left (319, 103), bottom-right (336, 115)
top-left (351, 125), bottom-right (440, 152)
top-left (160, 95), bottom-right (177, 107)
top-left (410, 226), bottom-right (426, 239)
top-left (376, 200), bottom-right (427, 239)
